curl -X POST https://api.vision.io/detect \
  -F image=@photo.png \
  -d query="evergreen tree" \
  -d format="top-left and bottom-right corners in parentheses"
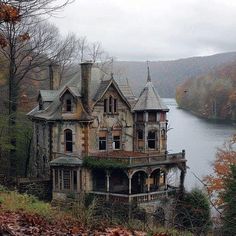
top-left (222, 165), bottom-right (236, 235)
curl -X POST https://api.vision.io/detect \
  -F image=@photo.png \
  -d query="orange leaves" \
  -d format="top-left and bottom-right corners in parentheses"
top-left (204, 136), bottom-right (236, 207)
top-left (0, 3), bottom-right (21, 23)
top-left (0, 34), bottom-right (7, 48)
top-left (18, 32), bottom-right (30, 42)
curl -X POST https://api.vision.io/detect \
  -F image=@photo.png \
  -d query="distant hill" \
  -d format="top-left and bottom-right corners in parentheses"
top-left (176, 61), bottom-right (236, 122)
top-left (113, 52), bottom-right (236, 97)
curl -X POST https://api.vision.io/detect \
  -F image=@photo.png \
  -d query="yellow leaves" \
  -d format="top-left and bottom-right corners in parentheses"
top-left (0, 3), bottom-right (21, 23)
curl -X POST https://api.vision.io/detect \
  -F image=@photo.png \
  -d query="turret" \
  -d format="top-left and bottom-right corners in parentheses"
top-left (133, 66), bottom-right (169, 153)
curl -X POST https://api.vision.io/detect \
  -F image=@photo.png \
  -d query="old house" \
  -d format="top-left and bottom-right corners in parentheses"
top-left (27, 62), bottom-right (186, 205)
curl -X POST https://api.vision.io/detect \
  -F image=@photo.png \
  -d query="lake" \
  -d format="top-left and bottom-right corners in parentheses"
top-left (165, 98), bottom-right (236, 190)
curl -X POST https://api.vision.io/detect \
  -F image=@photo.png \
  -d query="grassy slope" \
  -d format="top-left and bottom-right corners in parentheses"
top-left (0, 187), bottom-right (193, 236)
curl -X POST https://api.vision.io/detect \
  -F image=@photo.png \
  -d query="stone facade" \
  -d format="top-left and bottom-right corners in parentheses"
top-left (28, 62), bottom-right (186, 206)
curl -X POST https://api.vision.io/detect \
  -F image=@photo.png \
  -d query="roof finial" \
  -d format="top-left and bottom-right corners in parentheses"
top-left (147, 60), bottom-right (151, 82)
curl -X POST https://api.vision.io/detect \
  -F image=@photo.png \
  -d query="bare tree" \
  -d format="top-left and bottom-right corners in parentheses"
top-left (0, 0), bottom-right (71, 175)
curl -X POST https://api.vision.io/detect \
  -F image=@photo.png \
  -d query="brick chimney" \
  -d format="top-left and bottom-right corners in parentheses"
top-left (80, 61), bottom-right (93, 114)
top-left (49, 63), bottom-right (60, 90)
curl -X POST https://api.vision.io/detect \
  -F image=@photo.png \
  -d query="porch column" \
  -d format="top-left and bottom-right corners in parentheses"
top-left (147, 174), bottom-right (151, 201)
top-left (77, 168), bottom-right (80, 192)
top-left (106, 171), bottom-right (110, 192)
top-left (128, 175), bottom-right (132, 203)
top-left (52, 169), bottom-right (55, 190)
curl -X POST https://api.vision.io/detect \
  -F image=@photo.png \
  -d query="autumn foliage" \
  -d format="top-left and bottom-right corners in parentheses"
top-left (204, 135), bottom-right (236, 207)
top-left (176, 61), bottom-right (236, 121)
top-left (0, 3), bottom-right (21, 23)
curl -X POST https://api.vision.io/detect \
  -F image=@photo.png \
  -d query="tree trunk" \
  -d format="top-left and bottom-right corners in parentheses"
top-left (8, 56), bottom-right (19, 177)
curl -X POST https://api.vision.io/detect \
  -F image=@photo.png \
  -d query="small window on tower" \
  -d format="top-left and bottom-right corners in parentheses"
top-left (147, 131), bottom-right (156, 149)
top-left (148, 112), bottom-right (156, 122)
top-left (137, 112), bottom-right (144, 122)
top-left (66, 99), bottom-right (72, 112)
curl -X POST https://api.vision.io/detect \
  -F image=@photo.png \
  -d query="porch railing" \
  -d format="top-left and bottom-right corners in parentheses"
top-left (90, 189), bottom-right (177, 203)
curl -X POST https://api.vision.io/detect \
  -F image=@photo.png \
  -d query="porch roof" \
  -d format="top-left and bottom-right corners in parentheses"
top-left (50, 156), bottom-right (82, 167)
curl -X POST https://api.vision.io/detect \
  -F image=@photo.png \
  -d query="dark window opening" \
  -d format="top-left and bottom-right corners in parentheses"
top-left (66, 99), bottom-right (72, 112)
top-left (113, 136), bottom-right (120, 149)
top-left (148, 131), bottom-right (156, 149)
top-left (73, 171), bottom-right (77, 191)
top-left (104, 99), bottom-right (107, 113)
top-left (109, 96), bottom-right (112, 113)
top-left (65, 129), bottom-right (73, 152)
top-left (137, 130), bottom-right (143, 140)
top-left (148, 112), bottom-right (156, 122)
top-left (39, 99), bottom-right (43, 110)
top-left (137, 112), bottom-right (144, 122)
top-left (63, 170), bottom-right (70, 190)
top-left (114, 99), bottom-right (117, 113)
top-left (99, 137), bottom-right (107, 150)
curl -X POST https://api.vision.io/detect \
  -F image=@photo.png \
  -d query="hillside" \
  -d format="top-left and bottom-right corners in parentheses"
top-left (113, 52), bottom-right (236, 97)
top-left (176, 61), bottom-right (236, 122)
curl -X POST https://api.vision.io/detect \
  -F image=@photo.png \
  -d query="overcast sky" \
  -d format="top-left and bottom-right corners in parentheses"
top-left (51, 0), bottom-right (236, 61)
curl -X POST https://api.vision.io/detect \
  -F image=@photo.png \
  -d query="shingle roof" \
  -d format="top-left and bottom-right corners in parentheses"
top-left (28, 66), bottom-right (136, 120)
top-left (133, 81), bottom-right (169, 111)
top-left (39, 90), bottom-right (58, 102)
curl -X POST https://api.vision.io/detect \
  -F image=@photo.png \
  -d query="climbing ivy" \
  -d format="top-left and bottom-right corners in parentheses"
top-left (82, 157), bottom-right (128, 170)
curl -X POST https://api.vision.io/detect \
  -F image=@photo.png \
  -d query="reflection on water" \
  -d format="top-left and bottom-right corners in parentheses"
top-left (165, 98), bottom-right (236, 189)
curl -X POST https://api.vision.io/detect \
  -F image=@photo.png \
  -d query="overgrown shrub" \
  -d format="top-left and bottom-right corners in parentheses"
top-left (174, 188), bottom-right (211, 235)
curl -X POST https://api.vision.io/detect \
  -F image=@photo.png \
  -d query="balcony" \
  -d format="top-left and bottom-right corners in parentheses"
top-left (88, 150), bottom-right (186, 168)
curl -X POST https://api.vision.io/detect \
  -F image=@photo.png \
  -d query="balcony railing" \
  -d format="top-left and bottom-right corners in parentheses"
top-left (90, 189), bottom-right (178, 203)
top-left (89, 151), bottom-right (185, 167)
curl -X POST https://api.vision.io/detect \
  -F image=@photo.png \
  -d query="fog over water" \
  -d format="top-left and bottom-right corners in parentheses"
top-left (165, 98), bottom-right (236, 190)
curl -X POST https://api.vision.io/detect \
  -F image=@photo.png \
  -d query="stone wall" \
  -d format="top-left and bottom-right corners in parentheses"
top-left (17, 178), bottom-right (52, 201)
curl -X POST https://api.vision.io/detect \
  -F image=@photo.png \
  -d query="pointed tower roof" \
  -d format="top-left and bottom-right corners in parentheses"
top-left (133, 67), bottom-right (169, 111)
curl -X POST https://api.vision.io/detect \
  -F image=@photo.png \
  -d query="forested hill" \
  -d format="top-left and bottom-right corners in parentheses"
top-left (176, 61), bottom-right (236, 122)
top-left (113, 52), bottom-right (236, 98)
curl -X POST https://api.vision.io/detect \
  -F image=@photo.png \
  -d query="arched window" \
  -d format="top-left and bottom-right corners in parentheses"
top-left (66, 99), bottom-right (72, 112)
top-left (64, 129), bottom-right (73, 152)
top-left (147, 131), bottom-right (156, 149)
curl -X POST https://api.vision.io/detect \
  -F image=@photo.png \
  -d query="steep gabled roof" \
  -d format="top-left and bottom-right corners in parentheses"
top-left (38, 90), bottom-right (58, 102)
top-left (93, 78), bottom-right (131, 109)
top-left (59, 86), bottom-right (81, 99)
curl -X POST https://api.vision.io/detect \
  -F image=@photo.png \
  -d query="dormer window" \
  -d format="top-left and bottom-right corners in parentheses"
top-left (104, 99), bottom-right (107, 113)
top-left (39, 99), bottom-right (43, 110)
top-left (66, 99), bottom-right (72, 112)
top-left (109, 96), bottom-right (112, 113)
top-left (114, 99), bottom-right (117, 113)
top-left (103, 96), bottom-right (118, 114)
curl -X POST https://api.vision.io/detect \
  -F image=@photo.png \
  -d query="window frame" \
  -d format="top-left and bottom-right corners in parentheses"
top-left (147, 131), bottom-right (157, 149)
top-left (99, 136), bottom-right (107, 151)
top-left (66, 99), bottom-right (72, 112)
top-left (64, 129), bottom-right (73, 153)
top-left (113, 135), bottom-right (121, 150)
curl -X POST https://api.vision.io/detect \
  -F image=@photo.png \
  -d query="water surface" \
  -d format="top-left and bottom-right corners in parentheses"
top-left (165, 98), bottom-right (236, 189)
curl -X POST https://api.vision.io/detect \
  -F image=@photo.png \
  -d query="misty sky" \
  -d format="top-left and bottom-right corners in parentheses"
top-left (51, 0), bottom-right (236, 61)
